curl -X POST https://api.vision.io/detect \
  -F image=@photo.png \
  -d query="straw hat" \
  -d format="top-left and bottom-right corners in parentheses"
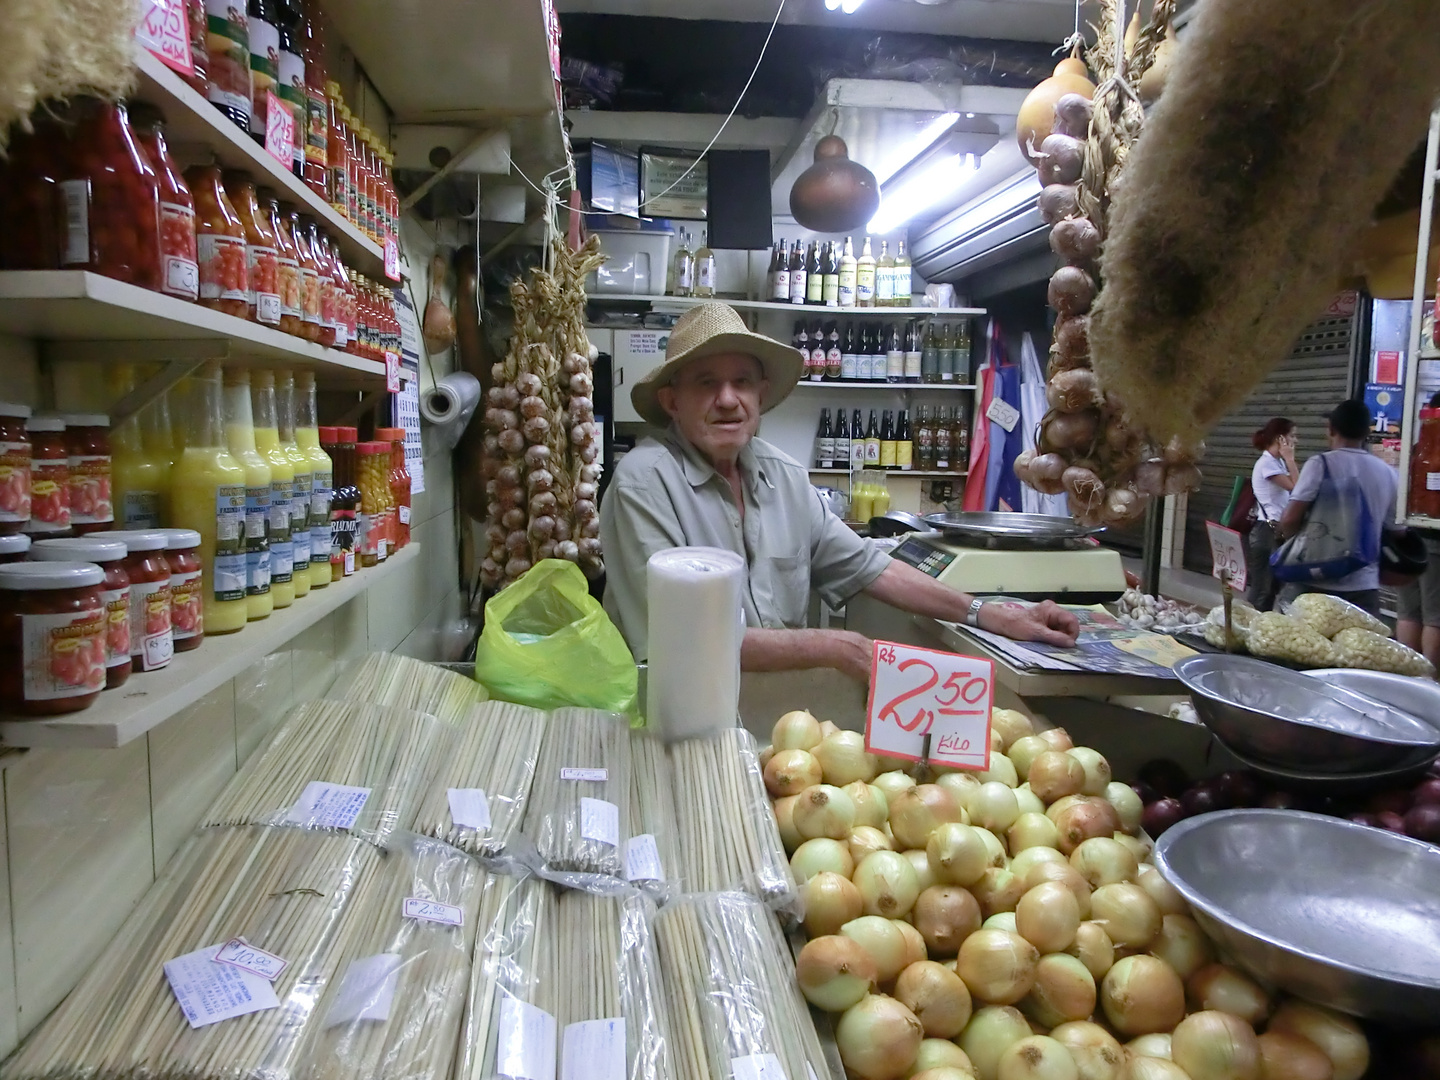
top-left (631, 302), bottom-right (805, 427)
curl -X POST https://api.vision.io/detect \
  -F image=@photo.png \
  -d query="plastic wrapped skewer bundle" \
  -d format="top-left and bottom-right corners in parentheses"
top-left (522, 708), bottom-right (631, 882)
top-left (2, 827), bottom-right (382, 1080)
top-left (669, 728), bottom-right (798, 916)
top-left (329, 652), bottom-right (489, 725)
top-left (200, 699), bottom-right (452, 846)
top-left (302, 834), bottom-right (485, 1080)
top-left (626, 730), bottom-right (684, 902)
top-left (411, 701), bottom-right (548, 859)
top-left (654, 892), bottom-right (832, 1080)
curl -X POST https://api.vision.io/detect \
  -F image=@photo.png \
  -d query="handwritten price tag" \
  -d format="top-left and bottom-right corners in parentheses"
top-left (864, 640), bottom-right (993, 770)
top-left (384, 239), bottom-right (401, 282)
top-left (213, 938), bottom-right (288, 981)
top-left (263, 90), bottom-right (295, 169)
top-left (385, 351), bottom-right (401, 392)
top-left (1205, 521), bottom-right (1247, 591)
top-left (986, 398), bottom-right (1020, 433)
top-left (134, 0), bottom-right (195, 78)
top-left (403, 897), bottom-right (464, 927)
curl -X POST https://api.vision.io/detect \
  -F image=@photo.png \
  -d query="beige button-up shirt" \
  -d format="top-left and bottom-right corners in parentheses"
top-left (600, 426), bottom-right (891, 660)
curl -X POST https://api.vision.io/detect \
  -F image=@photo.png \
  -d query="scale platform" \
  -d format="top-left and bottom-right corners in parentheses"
top-left (890, 530), bottom-right (1127, 604)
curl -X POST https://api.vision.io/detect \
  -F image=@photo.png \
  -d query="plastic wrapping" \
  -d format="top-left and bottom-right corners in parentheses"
top-left (1331, 627), bottom-right (1436, 677)
top-left (1202, 601), bottom-right (1258, 650)
top-left (1246, 612), bottom-right (1340, 668)
top-left (329, 651), bottom-right (489, 725)
top-left (411, 700), bottom-right (549, 859)
top-left (301, 833), bottom-right (485, 1080)
top-left (1284, 592), bottom-right (1392, 639)
top-left (3, 826), bottom-right (382, 1080)
top-left (670, 728), bottom-right (799, 917)
top-left (522, 708), bottom-right (632, 882)
top-left (626, 730), bottom-right (684, 903)
top-left (201, 699), bottom-right (452, 846)
top-left (653, 892), bottom-right (833, 1080)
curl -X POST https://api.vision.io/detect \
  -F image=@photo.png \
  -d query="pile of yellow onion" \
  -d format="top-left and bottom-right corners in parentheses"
top-left (762, 709), bottom-right (1370, 1080)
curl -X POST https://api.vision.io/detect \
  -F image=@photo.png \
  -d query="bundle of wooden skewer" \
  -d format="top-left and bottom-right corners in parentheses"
top-left (201, 699), bottom-right (452, 846)
top-left (411, 701), bottom-right (548, 859)
top-left (522, 708), bottom-right (631, 880)
top-left (669, 728), bottom-right (798, 914)
top-left (653, 891), bottom-right (831, 1080)
top-left (329, 652), bottom-right (488, 725)
top-left (301, 834), bottom-right (485, 1080)
top-left (626, 730), bottom-right (684, 901)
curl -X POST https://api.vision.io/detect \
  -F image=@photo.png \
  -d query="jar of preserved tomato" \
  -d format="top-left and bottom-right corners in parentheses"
top-left (223, 171), bottom-right (281, 327)
top-left (343, 106), bottom-right (362, 225)
top-left (290, 208), bottom-right (323, 341)
top-left (376, 427), bottom-right (411, 550)
top-left (203, 0), bottom-right (251, 132)
top-left (29, 537), bottom-right (131, 689)
top-left (158, 528), bottom-right (203, 651)
top-left (325, 81), bottom-right (349, 217)
top-left (26, 417), bottom-right (68, 533)
top-left (306, 219), bottom-right (336, 348)
top-left (1, 120), bottom-right (60, 270)
top-left (185, 162), bottom-right (249, 318)
top-left (63, 414), bottom-right (113, 533)
top-left (260, 188), bottom-right (303, 337)
top-left (0, 561), bottom-right (106, 716)
top-left (131, 107), bottom-right (199, 303)
top-left (107, 530), bottom-right (174, 672)
top-left (0, 402), bottom-right (31, 534)
top-left (0, 536), bottom-right (29, 563)
top-left (57, 99), bottom-right (163, 291)
top-left (184, 0), bottom-right (209, 96)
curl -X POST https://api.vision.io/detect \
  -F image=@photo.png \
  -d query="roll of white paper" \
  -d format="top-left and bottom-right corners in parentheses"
top-left (646, 546), bottom-right (746, 742)
top-left (420, 371), bottom-right (482, 447)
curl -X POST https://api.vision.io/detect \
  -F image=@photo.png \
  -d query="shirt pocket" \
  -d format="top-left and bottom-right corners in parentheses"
top-left (760, 553), bottom-right (811, 629)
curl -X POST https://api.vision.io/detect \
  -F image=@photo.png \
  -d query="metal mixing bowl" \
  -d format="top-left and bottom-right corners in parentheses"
top-left (1154, 809), bottom-right (1440, 1025)
top-left (1305, 667), bottom-right (1440, 723)
top-left (1211, 736), bottom-right (1437, 795)
top-left (1174, 654), bottom-right (1440, 773)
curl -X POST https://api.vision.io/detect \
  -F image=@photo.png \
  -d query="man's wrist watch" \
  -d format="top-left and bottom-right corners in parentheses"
top-left (965, 597), bottom-right (985, 628)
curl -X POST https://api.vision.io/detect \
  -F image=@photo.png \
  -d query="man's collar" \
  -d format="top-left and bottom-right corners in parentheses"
top-left (664, 425), bottom-right (769, 490)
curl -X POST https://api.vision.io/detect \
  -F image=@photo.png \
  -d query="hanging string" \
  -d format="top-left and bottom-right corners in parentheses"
top-left (1054, 0), bottom-right (1085, 56)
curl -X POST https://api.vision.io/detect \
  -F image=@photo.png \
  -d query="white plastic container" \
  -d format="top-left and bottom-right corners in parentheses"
top-left (587, 229), bottom-right (674, 296)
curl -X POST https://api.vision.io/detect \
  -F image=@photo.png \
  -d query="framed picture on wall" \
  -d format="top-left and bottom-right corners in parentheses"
top-left (640, 148), bottom-right (707, 219)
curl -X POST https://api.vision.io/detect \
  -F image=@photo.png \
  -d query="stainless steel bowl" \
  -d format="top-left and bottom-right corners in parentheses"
top-left (1154, 809), bottom-right (1440, 1025)
top-left (1305, 667), bottom-right (1440, 725)
top-left (1211, 735), bottom-right (1437, 795)
top-left (1174, 654), bottom-right (1440, 773)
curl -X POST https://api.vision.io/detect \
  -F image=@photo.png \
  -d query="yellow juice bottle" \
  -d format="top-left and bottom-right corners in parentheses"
top-left (295, 372), bottom-right (332, 589)
top-left (276, 371), bottom-right (312, 598)
top-left (109, 365), bottom-right (174, 529)
top-left (169, 362), bottom-right (248, 634)
top-left (223, 369), bottom-right (273, 621)
top-left (252, 371), bottom-right (296, 609)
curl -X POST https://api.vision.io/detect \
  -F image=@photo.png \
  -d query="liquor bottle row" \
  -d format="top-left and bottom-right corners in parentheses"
top-left (796, 319), bottom-right (974, 383)
top-left (814, 405), bottom-right (970, 473)
top-left (766, 236), bottom-right (913, 309)
top-left (668, 228), bottom-right (718, 298)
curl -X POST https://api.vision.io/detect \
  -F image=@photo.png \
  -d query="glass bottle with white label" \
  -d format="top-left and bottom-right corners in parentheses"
top-left (856, 236), bottom-right (876, 307)
top-left (838, 236), bottom-right (857, 308)
top-left (671, 230), bottom-right (694, 297)
top-left (694, 231), bottom-right (716, 298)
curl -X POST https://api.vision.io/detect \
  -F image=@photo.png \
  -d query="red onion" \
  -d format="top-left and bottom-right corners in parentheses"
top-left (1142, 798), bottom-right (1186, 838)
top-left (1404, 803), bottom-right (1440, 843)
top-left (1412, 777), bottom-right (1440, 806)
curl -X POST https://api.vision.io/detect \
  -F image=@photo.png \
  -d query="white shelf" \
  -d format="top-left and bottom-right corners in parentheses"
top-left (134, 47), bottom-right (387, 280)
top-left (810, 468), bottom-right (969, 479)
top-left (0, 271), bottom-right (385, 382)
top-left (793, 381), bottom-right (977, 391)
top-left (0, 544), bottom-right (421, 749)
top-left (589, 294), bottom-right (986, 317)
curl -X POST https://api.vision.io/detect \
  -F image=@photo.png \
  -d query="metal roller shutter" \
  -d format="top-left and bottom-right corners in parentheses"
top-left (1182, 311), bottom-right (1363, 572)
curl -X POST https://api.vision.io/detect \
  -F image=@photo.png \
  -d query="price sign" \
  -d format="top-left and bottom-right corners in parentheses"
top-left (385, 351), bottom-right (401, 393)
top-left (134, 0), bottom-right (195, 78)
top-left (986, 397), bottom-right (1020, 433)
top-left (384, 239), bottom-right (401, 281)
top-left (263, 91), bottom-right (295, 169)
top-left (864, 641), bottom-right (993, 770)
top-left (1205, 520), bottom-right (1247, 591)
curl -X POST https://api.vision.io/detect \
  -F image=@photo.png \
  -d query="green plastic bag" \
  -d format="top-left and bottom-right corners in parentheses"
top-left (474, 559), bottom-right (638, 714)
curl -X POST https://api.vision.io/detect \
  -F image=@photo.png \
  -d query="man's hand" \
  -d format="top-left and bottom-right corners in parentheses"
top-left (978, 599), bottom-right (1080, 648)
top-left (825, 630), bottom-right (877, 684)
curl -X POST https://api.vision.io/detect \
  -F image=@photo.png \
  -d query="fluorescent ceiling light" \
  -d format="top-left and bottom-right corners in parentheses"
top-left (941, 169), bottom-right (1044, 238)
top-left (841, 0), bottom-right (866, 11)
top-left (869, 152), bottom-right (979, 234)
top-left (873, 111), bottom-right (960, 186)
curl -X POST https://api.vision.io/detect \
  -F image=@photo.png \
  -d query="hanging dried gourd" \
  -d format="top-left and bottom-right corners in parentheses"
top-left (1015, 0), bottom-right (1202, 529)
top-left (480, 235), bottom-right (607, 591)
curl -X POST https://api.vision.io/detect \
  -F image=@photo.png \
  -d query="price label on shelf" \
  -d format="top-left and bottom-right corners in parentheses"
top-left (385, 351), bottom-right (401, 393)
top-left (134, 0), bottom-right (195, 78)
top-left (384, 239), bottom-right (401, 281)
top-left (1205, 520), bottom-right (1247, 591)
top-left (263, 91), bottom-right (295, 169)
top-left (864, 640), bottom-right (993, 770)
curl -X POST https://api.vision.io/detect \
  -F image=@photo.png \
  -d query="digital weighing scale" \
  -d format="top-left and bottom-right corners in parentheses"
top-left (887, 512), bottom-right (1127, 604)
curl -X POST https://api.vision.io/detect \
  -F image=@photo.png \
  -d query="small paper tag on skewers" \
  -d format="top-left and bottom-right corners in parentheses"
top-left (733, 1053), bottom-right (789, 1080)
top-left (562, 1018), bottom-right (626, 1080)
top-left (447, 787), bottom-right (492, 829)
top-left (164, 944), bottom-right (279, 1028)
top-left (325, 952), bottom-right (402, 1026)
top-left (286, 781), bottom-right (372, 829)
top-left (624, 834), bottom-right (663, 882)
top-left (580, 797), bottom-right (619, 846)
top-left (498, 997), bottom-right (557, 1080)
top-left (560, 767), bottom-right (607, 782)
top-left (403, 897), bottom-right (464, 926)
top-left (214, 938), bottom-right (289, 981)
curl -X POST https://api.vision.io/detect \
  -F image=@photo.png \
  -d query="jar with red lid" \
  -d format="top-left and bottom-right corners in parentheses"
top-left (26, 417), bottom-right (68, 533)
top-left (62, 414), bottom-right (113, 533)
top-left (290, 209), bottom-right (323, 341)
top-left (0, 561), bottom-right (107, 715)
top-left (30, 537), bottom-right (131, 689)
top-left (107, 531), bottom-right (174, 673)
top-left (376, 427), bottom-right (411, 550)
top-left (131, 107), bottom-right (199, 303)
top-left (158, 528), bottom-right (204, 651)
top-left (307, 219), bottom-right (336, 347)
top-left (223, 171), bottom-right (281, 327)
top-left (0, 536), bottom-right (29, 563)
top-left (185, 162), bottom-right (249, 318)
top-left (260, 188), bottom-right (304, 337)
top-left (0, 402), bottom-right (32, 533)
top-left (56, 99), bottom-right (163, 291)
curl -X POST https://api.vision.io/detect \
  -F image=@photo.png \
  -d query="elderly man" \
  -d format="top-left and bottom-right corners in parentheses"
top-left (600, 303), bottom-right (1079, 682)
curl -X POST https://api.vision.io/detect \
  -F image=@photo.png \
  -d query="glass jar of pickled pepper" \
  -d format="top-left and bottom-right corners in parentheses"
top-left (0, 402), bottom-right (32, 534)
top-left (223, 171), bottom-right (281, 327)
top-left (307, 219), bottom-right (336, 348)
top-left (260, 188), bottom-right (304, 338)
top-left (185, 163), bottom-right (249, 319)
top-left (57, 99), bottom-right (163, 291)
top-left (131, 107), bottom-right (199, 303)
top-left (1, 120), bottom-right (60, 270)
top-left (0, 562), bottom-right (107, 715)
top-left (29, 536), bottom-right (131, 689)
top-left (290, 209), bottom-right (323, 342)
top-left (26, 416), bottom-right (69, 534)
top-left (63, 414), bottom-right (113, 534)
top-left (375, 427), bottom-right (411, 550)
top-left (356, 440), bottom-right (390, 566)
top-left (184, 0), bottom-right (209, 95)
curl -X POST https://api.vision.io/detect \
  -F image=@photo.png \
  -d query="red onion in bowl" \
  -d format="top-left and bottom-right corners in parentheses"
top-left (1142, 798), bottom-right (1186, 838)
top-left (1404, 803), bottom-right (1440, 843)
top-left (1412, 777), bottom-right (1440, 807)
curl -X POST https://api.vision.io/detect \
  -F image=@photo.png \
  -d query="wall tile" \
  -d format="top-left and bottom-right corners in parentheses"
top-left (0, 789), bottom-right (18, 1059)
top-left (234, 650), bottom-right (295, 765)
top-left (7, 741), bottom-right (152, 1035)
top-left (366, 551), bottom-right (426, 653)
top-left (331, 593), bottom-right (371, 663)
top-left (290, 608), bottom-right (337, 702)
top-left (148, 683), bottom-right (237, 868)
